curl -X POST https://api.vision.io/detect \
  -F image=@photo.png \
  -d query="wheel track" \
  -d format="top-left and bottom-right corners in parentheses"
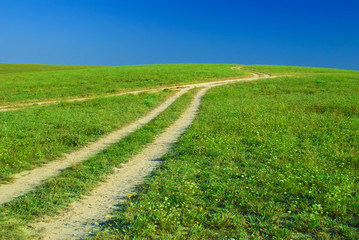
top-left (32, 73), bottom-right (268, 240)
top-left (0, 74), bottom-right (267, 205)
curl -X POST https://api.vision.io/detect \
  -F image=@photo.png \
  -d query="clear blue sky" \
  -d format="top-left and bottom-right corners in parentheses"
top-left (1, 0), bottom-right (358, 70)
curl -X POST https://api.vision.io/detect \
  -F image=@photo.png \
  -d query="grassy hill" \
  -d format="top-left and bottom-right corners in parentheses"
top-left (0, 64), bottom-right (358, 239)
top-left (0, 63), bottom-right (104, 75)
top-left (0, 64), bottom-right (247, 105)
top-left (93, 66), bottom-right (359, 239)
top-left (242, 65), bottom-right (357, 75)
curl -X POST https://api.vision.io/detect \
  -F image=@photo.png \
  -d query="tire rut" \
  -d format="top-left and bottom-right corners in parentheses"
top-left (0, 74), bottom-right (267, 205)
top-left (33, 74), bottom-right (267, 240)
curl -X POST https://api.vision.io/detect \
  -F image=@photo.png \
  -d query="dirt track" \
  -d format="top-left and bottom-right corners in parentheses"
top-left (32, 73), bottom-right (268, 240)
top-left (0, 74), bottom-right (266, 205)
top-left (0, 72), bottom-right (272, 239)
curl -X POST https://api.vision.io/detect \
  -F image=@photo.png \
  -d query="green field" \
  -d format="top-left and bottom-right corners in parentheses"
top-left (93, 68), bottom-right (359, 239)
top-left (0, 63), bottom-right (104, 75)
top-left (0, 64), bottom-right (247, 105)
top-left (242, 65), bottom-right (357, 75)
top-left (0, 63), bottom-right (358, 239)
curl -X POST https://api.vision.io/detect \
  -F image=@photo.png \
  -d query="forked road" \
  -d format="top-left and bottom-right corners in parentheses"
top-left (32, 73), bottom-right (271, 240)
top-left (0, 73), bottom-right (270, 206)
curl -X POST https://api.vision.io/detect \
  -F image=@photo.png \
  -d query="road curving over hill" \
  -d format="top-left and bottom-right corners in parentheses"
top-left (0, 73), bottom-right (269, 206)
top-left (32, 73), bottom-right (271, 240)
top-left (0, 71), bottom-right (264, 112)
top-left (0, 88), bottom-right (191, 205)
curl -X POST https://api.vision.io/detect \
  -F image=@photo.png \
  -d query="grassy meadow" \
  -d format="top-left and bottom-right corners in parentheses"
top-left (93, 68), bottom-right (359, 239)
top-left (0, 63), bottom-right (358, 239)
top-left (0, 63), bottom-right (103, 75)
top-left (242, 65), bottom-right (357, 75)
top-left (0, 64), bottom-right (247, 105)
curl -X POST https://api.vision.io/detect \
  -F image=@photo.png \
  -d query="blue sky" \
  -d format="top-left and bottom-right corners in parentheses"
top-left (1, 0), bottom-right (358, 70)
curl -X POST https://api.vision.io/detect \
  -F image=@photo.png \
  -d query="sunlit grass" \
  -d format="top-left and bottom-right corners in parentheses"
top-left (242, 64), bottom-right (357, 75)
top-left (0, 63), bottom-right (103, 75)
top-left (0, 64), bottom-right (247, 105)
top-left (93, 71), bottom-right (359, 239)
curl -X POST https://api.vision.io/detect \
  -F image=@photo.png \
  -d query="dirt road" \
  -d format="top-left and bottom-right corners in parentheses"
top-left (33, 73), bottom-right (268, 239)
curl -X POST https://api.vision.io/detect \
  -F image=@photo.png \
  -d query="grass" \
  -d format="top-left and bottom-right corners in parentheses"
top-left (0, 88), bottom-right (198, 240)
top-left (1, 63), bottom-right (358, 239)
top-left (0, 64), bottom-right (248, 105)
top-left (92, 69), bottom-right (359, 239)
top-left (0, 63), bottom-right (103, 75)
top-left (242, 65), bottom-right (357, 76)
top-left (0, 90), bottom-right (173, 183)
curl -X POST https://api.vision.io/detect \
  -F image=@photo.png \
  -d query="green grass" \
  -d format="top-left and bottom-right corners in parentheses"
top-left (1, 63), bottom-right (357, 239)
top-left (0, 63), bottom-right (103, 75)
top-left (0, 64), bottom-right (248, 105)
top-left (0, 90), bottom-right (173, 183)
top-left (242, 65), bottom-right (357, 76)
top-left (0, 88), bottom-right (198, 240)
top-left (93, 71), bottom-right (359, 239)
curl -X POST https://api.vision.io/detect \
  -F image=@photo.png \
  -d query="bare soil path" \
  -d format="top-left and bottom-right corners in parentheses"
top-left (33, 73), bottom-right (268, 240)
